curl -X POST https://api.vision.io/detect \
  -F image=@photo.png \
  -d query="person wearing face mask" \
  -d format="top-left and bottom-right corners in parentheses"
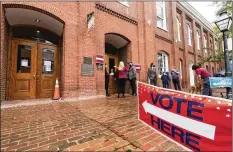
top-left (105, 64), bottom-right (110, 96)
top-left (127, 62), bottom-right (137, 96)
top-left (148, 63), bottom-right (157, 86)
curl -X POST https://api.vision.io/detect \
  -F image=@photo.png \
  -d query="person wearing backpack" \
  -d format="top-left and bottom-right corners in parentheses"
top-left (127, 62), bottom-right (137, 96)
top-left (171, 68), bottom-right (181, 90)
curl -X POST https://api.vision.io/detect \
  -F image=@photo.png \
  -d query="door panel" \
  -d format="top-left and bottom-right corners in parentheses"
top-left (9, 40), bottom-right (37, 100)
top-left (105, 54), bottom-right (118, 94)
top-left (37, 44), bottom-right (58, 98)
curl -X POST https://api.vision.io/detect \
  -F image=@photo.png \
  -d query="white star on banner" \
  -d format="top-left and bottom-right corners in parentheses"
top-left (191, 95), bottom-right (195, 99)
top-left (226, 114), bottom-right (231, 118)
top-left (199, 98), bottom-right (202, 100)
top-left (227, 109), bottom-right (231, 112)
top-left (172, 93), bottom-right (175, 95)
top-left (208, 99), bottom-right (211, 102)
top-left (184, 95), bottom-right (187, 98)
top-left (217, 101), bottom-right (222, 104)
top-left (216, 107), bottom-right (220, 110)
top-left (228, 103), bottom-right (232, 106)
top-left (178, 94), bottom-right (180, 96)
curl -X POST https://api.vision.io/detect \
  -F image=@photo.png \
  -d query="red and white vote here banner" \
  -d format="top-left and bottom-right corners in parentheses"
top-left (137, 81), bottom-right (232, 151)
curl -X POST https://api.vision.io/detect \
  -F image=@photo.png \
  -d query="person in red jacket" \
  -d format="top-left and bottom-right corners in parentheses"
top-left (192, 64), bottom-right (212, 96)
top-left (114, 61), bottom-right (129, 98)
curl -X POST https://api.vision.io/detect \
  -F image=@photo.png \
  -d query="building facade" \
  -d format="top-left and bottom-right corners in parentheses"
top-left (0, 1), bottom-right (220, 101)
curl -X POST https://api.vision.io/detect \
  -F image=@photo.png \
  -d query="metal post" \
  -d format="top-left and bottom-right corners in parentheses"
top-left (222, 31), bottom-right (232, 99)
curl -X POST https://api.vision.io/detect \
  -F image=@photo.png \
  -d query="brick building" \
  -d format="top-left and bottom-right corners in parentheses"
top-left (0, 1), bottom-right (220, 101)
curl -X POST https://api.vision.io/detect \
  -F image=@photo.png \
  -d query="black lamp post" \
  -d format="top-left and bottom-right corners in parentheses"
top-left (215, 10), bottom-right (232, 99)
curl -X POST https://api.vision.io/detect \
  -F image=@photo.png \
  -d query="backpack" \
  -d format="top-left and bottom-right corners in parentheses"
top-left (171, 71), bottom-right (179, 80)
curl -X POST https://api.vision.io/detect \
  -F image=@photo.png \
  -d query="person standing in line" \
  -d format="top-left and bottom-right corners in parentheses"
top-left (105, 64), bottom-right (110, 96)
top-left (161, 72), bottom-right (169, 88)
top-left (192, 64), bottom-right (212, 96)
top-left (166, 72), bottom-right (171, 88)
top-left (114, 61), bottom-right (129, 98)
top-left (128, 62), bottom-right (137, 96)
top-left (171, 68), bottom-right (181, 90)
top-left (148, 63), bottom-right (157, 86)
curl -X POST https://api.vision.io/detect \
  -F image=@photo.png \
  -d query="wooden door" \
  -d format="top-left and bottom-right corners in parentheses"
top-left (36, 44), bottom-right (58, 98)
top-left (9, 40), bottom-right (37, 100)
top-left (105, 54), bottom-right (118, 94)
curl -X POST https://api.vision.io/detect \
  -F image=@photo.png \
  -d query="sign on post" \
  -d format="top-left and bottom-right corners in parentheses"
top-left (209, 77), bottom-right (232, 88)
top-left (138, 81), bottom-right (232, 152)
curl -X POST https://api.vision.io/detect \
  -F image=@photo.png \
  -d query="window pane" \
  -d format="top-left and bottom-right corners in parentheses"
top-left (42, 48), bottom-right (54, 74)
top-left (158, 53), bottom-right (163, 75)
top-left (156, 6), bottom-right (163, 18)
top-left (157, 18), bottom-right (163, 28)
top-left (17, 45), bottom-right (31, 73)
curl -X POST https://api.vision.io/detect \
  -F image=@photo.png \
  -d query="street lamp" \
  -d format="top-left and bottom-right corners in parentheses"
top-left (215, 10), bottom-right (232, 99)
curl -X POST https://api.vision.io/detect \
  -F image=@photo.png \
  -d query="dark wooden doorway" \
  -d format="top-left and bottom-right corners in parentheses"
top-left (8, 39), bottom-right (59, 100)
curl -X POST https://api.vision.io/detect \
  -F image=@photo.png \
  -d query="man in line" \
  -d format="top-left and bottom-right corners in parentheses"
top-left (128, 62), bottom-right (137, 96)
top-left (192, 64), bottom-right (212, 96)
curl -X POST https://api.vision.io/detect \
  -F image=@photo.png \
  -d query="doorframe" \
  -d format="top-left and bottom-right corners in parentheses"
top-left (6, 37), bottom-right (60, 100)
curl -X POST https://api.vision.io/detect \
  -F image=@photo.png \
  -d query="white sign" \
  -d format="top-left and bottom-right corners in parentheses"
top-left (21, 59), bottom-right (28, 67)
top-left (44, 60), bottom-right (51, 66)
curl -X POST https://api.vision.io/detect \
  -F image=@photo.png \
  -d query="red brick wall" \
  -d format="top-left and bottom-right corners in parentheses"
top-left (0, 1), bottom-right (220, 101)
top-left (0, 4), bottom-right (9, 102)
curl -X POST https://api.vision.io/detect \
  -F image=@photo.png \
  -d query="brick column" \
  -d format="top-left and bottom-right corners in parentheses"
top-left (181, 13), bottom-right (189, 89)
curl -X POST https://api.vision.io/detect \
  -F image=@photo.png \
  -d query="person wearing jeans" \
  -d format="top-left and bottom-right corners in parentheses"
top-left (114, 61), bottom-right (129, 98)
top-left (128, 62), bottom-right (137, 96)
top-left (171, 68), bottom-right (181, 90)
top-left (192, 64), bottom-right (212, 96)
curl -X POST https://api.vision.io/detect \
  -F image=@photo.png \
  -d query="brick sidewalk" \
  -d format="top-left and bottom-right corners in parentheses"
top-left (1, 96), bottom-right (185, 151)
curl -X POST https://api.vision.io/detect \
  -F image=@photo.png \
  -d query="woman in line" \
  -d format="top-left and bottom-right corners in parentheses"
top-left (114, 61), bottom-right (129, 98)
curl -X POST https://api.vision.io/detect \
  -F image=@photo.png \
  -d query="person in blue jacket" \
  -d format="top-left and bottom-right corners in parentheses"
top-left (161, 72), bottom-right (170, 88)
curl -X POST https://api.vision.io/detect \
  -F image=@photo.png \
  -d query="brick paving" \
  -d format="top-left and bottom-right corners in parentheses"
top-left (1, 96), bottom-right (185, 151)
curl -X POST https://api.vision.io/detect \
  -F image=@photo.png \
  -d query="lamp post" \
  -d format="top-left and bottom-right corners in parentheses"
top-left (215, 10), bottom-right (232, 99)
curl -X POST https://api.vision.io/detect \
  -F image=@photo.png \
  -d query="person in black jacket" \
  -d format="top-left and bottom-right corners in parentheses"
top-left (105, 64), bottom-right (110, 96)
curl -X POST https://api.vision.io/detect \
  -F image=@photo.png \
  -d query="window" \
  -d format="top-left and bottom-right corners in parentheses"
top-left (177, 17), bottom-right (181, 42)
top-left (158, 52), bottom-right (168, 75)
top-left (187, 24), bottom-right (192, 46)
top-left (117, 1), bottom-right (129, 7)
top-left (196, 30), bottom-right (200, 50)
top-left (204, 36), bottom-right (207, 53)
top-left (156, 1), bottom-right (167, 30)
top-left (179, 60), bottom-right (183, 79)
top-left (189, 62), bottom-right (195, 86)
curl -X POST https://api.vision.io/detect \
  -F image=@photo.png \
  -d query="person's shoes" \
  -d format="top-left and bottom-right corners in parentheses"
top-left (133, 94), bottom-right (137, 96)
top-left (117, 95), bottom-right (120, 98)
top-left (106, 94), bottom-right (110, 96)
top-left (122, 95), bottom-right (126, 98)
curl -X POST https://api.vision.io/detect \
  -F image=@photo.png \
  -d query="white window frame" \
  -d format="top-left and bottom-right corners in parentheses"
top-left (156, 1), bottom-right (167, 31)
top-left (179, 60), bottom-right (182, 79)
top-left (204, 36), bottom-right (207, 53)
top-left (196, 30), bottom-right (200, 50)
top-left (158, 52), bottom-right (169, 76)
top-left (117, 0), bottom-right (129, 7)
top-left (177, 17), bottom-right (181, 42)
top-left (189, 62), bottom-right (195, 86)
top-left (187, 24), bottom-right (192, 46)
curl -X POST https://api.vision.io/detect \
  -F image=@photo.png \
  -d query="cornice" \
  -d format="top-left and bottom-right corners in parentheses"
top-left (95, 2), bottom-right (137, 25)
top-left (178, 1), bottom-right (217, 37)
top-left (155, 34), bottom-right (173, 44)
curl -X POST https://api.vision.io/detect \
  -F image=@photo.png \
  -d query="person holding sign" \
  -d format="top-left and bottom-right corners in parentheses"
top-left (192, 64), bottom-right (212, 96)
